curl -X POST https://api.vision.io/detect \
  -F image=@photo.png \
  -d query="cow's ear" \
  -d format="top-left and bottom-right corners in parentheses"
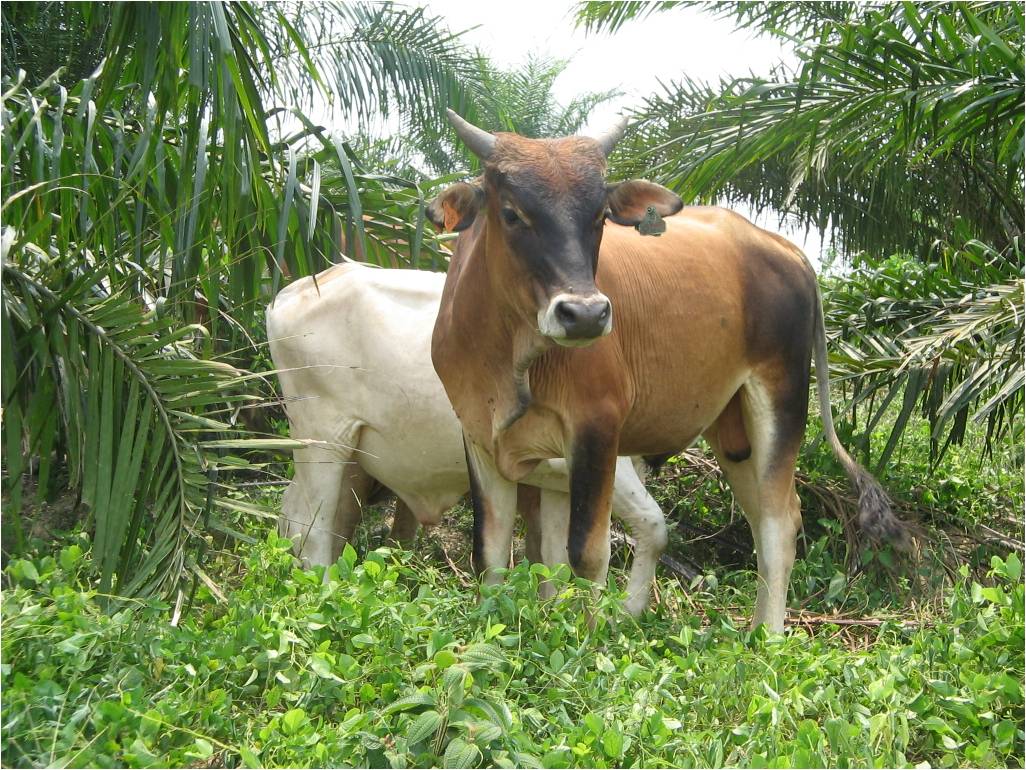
top-left (605, 180), bottom-right (683, 226)
top-left (427, 181), bottom-right (484, 233)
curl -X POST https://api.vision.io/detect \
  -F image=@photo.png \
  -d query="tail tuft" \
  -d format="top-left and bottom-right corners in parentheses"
top-left (849, 463), bottom-right (912, 551)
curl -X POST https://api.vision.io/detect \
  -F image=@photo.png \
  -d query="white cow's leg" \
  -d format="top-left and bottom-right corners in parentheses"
top-left (610, 456), bottom-right (668, 617)
top-left (537, 489), bottom-right (571, 599)
top-left (521, 460), bottom-right (570, 598)
top-left (330, 463), bottom-right (374, 562)
top-left (465, 438), bottom-right (518, 585)
top-left (521, 459), bottom-right (571, 493)
top-left (518, 485), bottom-right (543, 563)
top-left (386, 499), bottom-right (420, 548)
top-left (751, 478), bottom-right (802, 630)
top-left (747, 377), bottom-right (805, 633)
top-left (703, 429), bottom-right (770, 622)
top-left (281, 446), bottom-right (345, 568)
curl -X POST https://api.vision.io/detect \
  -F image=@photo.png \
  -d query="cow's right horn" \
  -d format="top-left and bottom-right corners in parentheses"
top-left (447, 109), bottom-right (496, 161)
top-left (594, 115), bottom-right (628, 158)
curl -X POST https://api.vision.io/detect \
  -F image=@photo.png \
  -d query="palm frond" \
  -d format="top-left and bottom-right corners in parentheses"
top-left (0, 2), bottom-right (465, 600)
top-left (824, 241), bottom-right (1024, 465)
top-left (575, 1), bottom-right (688, 34)
top-left (266, 2), bottom-right (479, 126)
top-left (627, 2), bottom-right (1024, 258)
top-left (1, 257), bottom-right (256, 598)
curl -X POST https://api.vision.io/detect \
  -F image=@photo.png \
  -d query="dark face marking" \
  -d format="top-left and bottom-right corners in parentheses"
top-left (485, 163), bottom-right (609, 304)
top-left (429, 131), bottom-right (682, 344)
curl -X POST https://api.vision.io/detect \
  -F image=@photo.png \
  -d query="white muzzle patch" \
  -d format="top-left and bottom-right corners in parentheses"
top-left (537, 292), bottom-right (613, 346)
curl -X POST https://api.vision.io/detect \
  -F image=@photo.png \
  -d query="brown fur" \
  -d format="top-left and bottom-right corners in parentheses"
top-left (433, 207), bottom-right (802, 471)
top-left (431, 132), bottom-right (908, 628)
top-left (714, 390), bottom-right (751, 463)
top-left (489, 134), bottom-right (607, 190)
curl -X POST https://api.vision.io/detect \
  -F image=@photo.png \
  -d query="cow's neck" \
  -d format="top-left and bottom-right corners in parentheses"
top-left (501, 322), bottom-right (548, 431)
top-left (446, 223), bottom-right (550, 444)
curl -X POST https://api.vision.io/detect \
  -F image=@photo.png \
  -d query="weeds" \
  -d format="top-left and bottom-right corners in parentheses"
top-left (3, 531), bottom-right (1022, 768)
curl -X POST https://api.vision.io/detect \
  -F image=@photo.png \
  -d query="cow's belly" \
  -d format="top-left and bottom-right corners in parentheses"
top-left (356, 406), bottom-right (469, 524)
top-left (489, 369), bottom-right (746, 476)
top-left (617, 369), bottom-right (747, 456)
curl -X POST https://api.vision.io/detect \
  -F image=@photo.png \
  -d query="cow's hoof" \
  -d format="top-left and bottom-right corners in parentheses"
top-left (537, 579), bottom-right (556, 601)
top-left (622, 594), bottom-right (649, 618)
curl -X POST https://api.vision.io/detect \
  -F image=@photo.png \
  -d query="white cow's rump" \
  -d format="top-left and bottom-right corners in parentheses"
top-left (267, 262), bottom-right (668, 615)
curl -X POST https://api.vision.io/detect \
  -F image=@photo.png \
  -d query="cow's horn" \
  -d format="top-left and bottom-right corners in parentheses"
top-left (447, 109), bottom-right (496, 161)
top-left (594, 115), bottom-right (628, 157)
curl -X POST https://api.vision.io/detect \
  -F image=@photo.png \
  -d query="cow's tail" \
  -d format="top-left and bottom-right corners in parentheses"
top-left (811, 281), bottom-right (912, 550)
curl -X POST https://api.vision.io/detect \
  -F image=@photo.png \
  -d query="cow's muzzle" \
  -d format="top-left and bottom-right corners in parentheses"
top-left (538, 293), bottom-right (613, 346)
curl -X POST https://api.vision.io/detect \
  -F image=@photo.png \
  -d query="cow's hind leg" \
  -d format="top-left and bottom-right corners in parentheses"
top-left (611, 457), bottom-right (668, 617)
top-left (704, 376), bottom-right (807, 632)
top-left (281, 446), bottom-right (347, 568)
top-left (330, 462), bottom-right (375, 562)
top-left (386, 500), bottom-right (420, 548)
top-left (535, 488), bottom-right (571, 599)
top-left (519, 485), bottom-right (543, 563)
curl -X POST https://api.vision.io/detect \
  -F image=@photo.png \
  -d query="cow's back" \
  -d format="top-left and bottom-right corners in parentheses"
top-left (267, 263), bottom-right (467, 518)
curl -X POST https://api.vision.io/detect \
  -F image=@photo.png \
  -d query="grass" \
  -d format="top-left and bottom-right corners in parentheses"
top-left (2, 523), bottom-right (1023, 769)
top-left (3, 400), bottom-right (1023, 768)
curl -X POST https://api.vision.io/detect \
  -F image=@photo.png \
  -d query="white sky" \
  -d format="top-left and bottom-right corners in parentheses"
top-left (420, 1), bottom-right (826, 265)
top-left (424, 1), bottom-right (792, 131)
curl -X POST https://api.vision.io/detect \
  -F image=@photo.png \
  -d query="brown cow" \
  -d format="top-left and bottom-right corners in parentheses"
top-left (430, 110), bottom-right (908, 631)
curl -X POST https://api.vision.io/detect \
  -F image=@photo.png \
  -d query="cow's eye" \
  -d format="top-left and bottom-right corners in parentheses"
top-left (501, 207), bottom-right (522, 227)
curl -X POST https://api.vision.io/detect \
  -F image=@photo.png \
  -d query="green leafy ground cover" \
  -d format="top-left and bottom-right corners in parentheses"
top-left (3, 529), bottom-right (1023, 769)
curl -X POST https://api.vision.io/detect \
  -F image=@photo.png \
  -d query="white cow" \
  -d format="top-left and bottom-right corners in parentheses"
top-left (266, 261), bottom-right (668, 615)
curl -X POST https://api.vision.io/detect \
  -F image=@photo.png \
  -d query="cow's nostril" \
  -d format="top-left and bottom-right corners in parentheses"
top-left (555, 301), bottom-right (579, 325)
top-left (597, 302), bottom-right (610, 321)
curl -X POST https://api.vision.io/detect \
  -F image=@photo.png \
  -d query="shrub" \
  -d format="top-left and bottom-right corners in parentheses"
top-left (3, 534), bottom-right (1023, 768)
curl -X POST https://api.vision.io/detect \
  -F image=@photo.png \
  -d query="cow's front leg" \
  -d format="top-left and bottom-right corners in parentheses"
top-left (465, 437), bottom-right (518, 584)
top-left (568, 425), bottom-right (619, 589)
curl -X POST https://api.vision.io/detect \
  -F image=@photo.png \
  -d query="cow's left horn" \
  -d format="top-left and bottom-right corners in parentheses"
top-left (447, 109), bottom-right (496, 161)
top-left (594, 115), bottom-right (628, 157)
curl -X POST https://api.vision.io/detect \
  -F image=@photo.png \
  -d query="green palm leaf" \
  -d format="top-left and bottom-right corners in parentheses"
top-left (1, 261), bottom-right (258, 598)
top-left (619, 2), bottom-right (1024, 258)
